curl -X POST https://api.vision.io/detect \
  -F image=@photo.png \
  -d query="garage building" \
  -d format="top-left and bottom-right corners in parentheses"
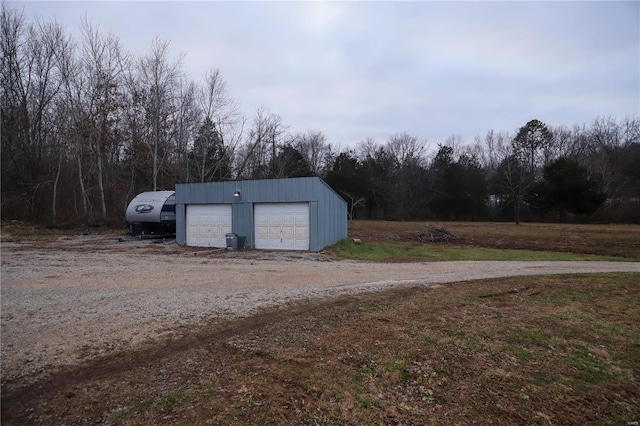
top-left (175, 177), bottom-right (347, 251)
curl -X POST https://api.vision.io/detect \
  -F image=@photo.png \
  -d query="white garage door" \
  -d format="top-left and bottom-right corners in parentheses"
top-left (186, 204), bottom-right (232, 247)
top-left (254, 203), bottom-right (309, 250)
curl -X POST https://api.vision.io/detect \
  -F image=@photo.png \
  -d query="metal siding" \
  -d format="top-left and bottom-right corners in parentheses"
top-left (320, 197), bottom-right (330, 251)
top-left (230, 202), bottom-right (253, 248)
top-left (281, 179), bottom-right (290, 200)
top-left (309, 201), bottom-right (319, 251)
top-left (324, 195), bottom-right (333, 249)
top-left (318, 180), bottom-right (347, 249)
top-left (241, 181), bottom-right (253, 203)
top-left (316, 183), bottom-right (327, 250)
top-left (261, 180), bottom-right (271, 202)
top-left (329, 196), bottom-right (339, 248)
top-left (293, 179), bottom-right (301, 200)
top-left (280, 179), bottom-right (290, 201)
top-left (302, 177), bottom-right (314, 200)
top-left (176, 203), bottom-right (186, 245)
top-left (176, 182), bottom-right (236, 204)
top-left (231, 203), bottom-right (244, 239)
top-left (253, 181), bottom-right (263, 202)
top-left (176, 177), bottom-right (346, 250)
top-left (245, 203), bottom-right (255, 248)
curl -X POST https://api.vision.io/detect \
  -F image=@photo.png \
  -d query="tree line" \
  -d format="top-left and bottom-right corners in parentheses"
top-left (326, 119), bottom-right (639, 224)
top-left (2, 6), bottom-right (639, 226)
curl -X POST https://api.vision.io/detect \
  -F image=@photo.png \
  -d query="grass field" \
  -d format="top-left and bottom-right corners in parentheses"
top-left (327, 238), bottom-right (629, 262)
top-left (344, 220), bottom-right (640, 260)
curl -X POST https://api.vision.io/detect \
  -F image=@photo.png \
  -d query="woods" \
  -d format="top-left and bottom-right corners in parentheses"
top-left (2, 6), bottom-right (639, 226)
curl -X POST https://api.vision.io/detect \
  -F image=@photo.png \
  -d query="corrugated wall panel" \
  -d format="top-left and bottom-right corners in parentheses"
top-left (176, 177), bottom-right (346, 250)
top-left (309, 201), bottom-right (319, 251)
top-left (176, 203), bottom-right (185, 245)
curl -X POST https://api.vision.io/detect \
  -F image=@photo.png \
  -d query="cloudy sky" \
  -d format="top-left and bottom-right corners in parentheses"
top-left (12, 1), bottom-right (640, 149)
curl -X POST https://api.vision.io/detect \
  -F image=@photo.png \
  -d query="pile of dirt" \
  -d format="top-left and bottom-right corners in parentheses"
top-left (416, 224), bottom-right (460, 243)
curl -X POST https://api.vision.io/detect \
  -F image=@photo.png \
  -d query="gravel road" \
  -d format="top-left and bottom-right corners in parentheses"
top-left (2, 235), bottom-right (638, 384)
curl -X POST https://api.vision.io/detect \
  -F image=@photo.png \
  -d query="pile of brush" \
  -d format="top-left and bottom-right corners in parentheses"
top-left (416, 224), bottom-right (460, 243)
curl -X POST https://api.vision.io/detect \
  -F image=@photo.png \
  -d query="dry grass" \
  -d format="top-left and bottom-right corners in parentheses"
top-left (0, 221), bottom-right (120, 242)
top-left (349, 220), bottom-right (640, 259)
top-left (4, 274), bottom-right (639, 425)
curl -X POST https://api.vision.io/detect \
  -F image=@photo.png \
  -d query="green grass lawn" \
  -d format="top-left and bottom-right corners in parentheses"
top-left (326, 239), bottom-right (630, 262)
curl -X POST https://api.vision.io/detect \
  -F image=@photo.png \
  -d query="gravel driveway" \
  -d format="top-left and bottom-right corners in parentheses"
top-left (2, 235), bottom-right (638, 384)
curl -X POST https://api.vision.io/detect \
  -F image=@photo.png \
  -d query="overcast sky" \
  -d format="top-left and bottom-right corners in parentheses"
top-left (11, 1), bottom-right (640, 149)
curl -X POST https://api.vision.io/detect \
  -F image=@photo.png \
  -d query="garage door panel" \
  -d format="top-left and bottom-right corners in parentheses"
top-left (295, 226), bottom-right (308, 237)
top-left (282, 227), bottom-right (294, 238)
top-left (186, 204), bottom-right (232, 248)
top-left (254, 203), bottom-right (309, 250)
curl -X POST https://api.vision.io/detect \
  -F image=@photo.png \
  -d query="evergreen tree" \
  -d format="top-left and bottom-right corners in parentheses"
top-left (527, 157), bottom-right (605, 218)
top-left (269, 144), bottom-right (312, 178)
top-left (325, 151), bottom-right (366, 219)
top-left (189, 117), bottom-right (230, 182)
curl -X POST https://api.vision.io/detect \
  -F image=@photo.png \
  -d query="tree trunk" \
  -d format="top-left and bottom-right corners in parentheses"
top-left (153, 127), bottom-right (159, 191)
top-left (52, 150), bottom-right (63, 220)
top-left (77, 152), bottom-right (89, 220)
top-left (514, 189), bottom-right (521, 225)
top-left (200, 150), bottom-right (206, 182)
top-left (96, 147), bottom-right (107, 222)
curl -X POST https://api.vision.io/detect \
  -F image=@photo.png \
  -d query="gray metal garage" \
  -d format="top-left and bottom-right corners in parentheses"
top-left (175, 177), bottom-right (347, 251)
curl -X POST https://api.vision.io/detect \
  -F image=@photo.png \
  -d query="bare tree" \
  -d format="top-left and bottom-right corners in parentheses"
top-left (290, 130), bottom-right (333, 177)
top-left (190, 68), bottom-right (243, 182)
top-left (174, 80), bottom-right (198, 181)
top-left (442, 134), bottom-right (465, 156)
top-left (138, 37), bottom-right (184, 190)
top-left (621, 115), bottom-right (640, 146)
top-left (76, 18), bottom-right (127, 221)
top-left (235, 108), bottom-right (285, 179)
top-left (199, 68), bottom-right (238, 124)
top-left (120, 58), bottom-right (146, 205)
top-left (548, 125), bottom-right (572, 160)
top-left (341, 192), bottom-right (366, 220)
top-left (1, 6), bottom-right (67, 220)
top-left (494, 153), bottom-right (527, 224)
top-left (585, 116), bottom-right (627, 202)
top-left (50, 29), bottom-right (77, 220)
top-left (386, 132), bottom-right (426, 168)
top-left (385, 133), bottom-right (428, 219)
top-left (356, 137), bottom-right (381, 160)
top-left (58, 33), bottom-right (93, 220)
top-left (473, 129), bottom-right (511, 182)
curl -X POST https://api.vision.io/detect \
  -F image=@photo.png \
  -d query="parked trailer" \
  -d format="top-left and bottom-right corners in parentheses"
top-left (125, 191), bottom-right (176, 235)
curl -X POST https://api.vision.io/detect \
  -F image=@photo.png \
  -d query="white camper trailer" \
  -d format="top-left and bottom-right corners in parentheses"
top-left (125, 191), bottom-right (176, 235)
